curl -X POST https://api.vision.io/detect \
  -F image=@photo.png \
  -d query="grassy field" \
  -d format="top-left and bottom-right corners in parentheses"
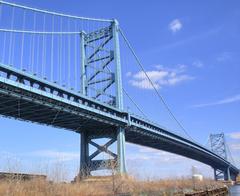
top-left (0, 175), bottom-right (224, 196)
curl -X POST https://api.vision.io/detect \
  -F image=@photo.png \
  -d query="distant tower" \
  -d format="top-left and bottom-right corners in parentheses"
top-left (209, 133), bottom-right (230, 180)
top-left (209, 133), bottom-right (227, 160)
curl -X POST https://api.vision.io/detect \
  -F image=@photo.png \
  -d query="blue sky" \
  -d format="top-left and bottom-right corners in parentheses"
top-left (0, 0), bottom-right (240, 181)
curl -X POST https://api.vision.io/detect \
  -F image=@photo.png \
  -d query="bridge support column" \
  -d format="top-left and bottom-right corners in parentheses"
top-left (79, 127), bottom-right (127, 179)
top-left (227, 167), bottom-right (231, 181)
top-left (214, 169), bottom-right (217, 181)
top-left (230, 173), bottom-right (237, 181)
top-left (214, 167), bottom-right (233, 181)
top-left (213, 168), bottom-right (224, 181)
top-left (223, 167), bottom-right (231, 181)
top-left (80, 131), bottom-right (90, 177)
top-left (117, 127), bottom-right (126, 174)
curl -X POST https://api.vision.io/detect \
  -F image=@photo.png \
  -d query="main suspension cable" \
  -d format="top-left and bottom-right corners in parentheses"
top-left (123, 88), bottom-right (148, 119)
top-left (225, 139), bottom-right (236, 166)
top-left (0, 0), bottom-right (112, 22)
top-left (119, 27), bottom-right (194, 141)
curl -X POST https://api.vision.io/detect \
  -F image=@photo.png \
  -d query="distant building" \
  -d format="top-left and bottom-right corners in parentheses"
top-left (192, 174), bottom-right (203, 181)
top-left (191, 166), bottom-right (203, 181)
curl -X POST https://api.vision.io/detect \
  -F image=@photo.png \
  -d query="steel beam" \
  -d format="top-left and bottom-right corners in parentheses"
top-left (117, 127), bottom-right (126, 174)
top-left (112, 19), bottom-right (123, 110)
top-left (80, 31), bottom-right (87, 96)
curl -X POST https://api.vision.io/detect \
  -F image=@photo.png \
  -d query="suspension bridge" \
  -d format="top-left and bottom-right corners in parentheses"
top-left (0, 1), bottom-right (238, 181)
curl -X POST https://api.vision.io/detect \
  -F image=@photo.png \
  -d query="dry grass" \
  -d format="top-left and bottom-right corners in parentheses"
top-left (0, 176), bottom-right (224, 196)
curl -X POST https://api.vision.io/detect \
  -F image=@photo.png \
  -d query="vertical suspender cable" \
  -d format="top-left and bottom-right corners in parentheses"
top-left (59, 18), bottom-right (62, 85)
top-left (0, 3), bottom-right (2, 64)
top-left (8, 7), bottom-right (14, 65)
top-left (68, 19), bottom-right (71, 88)
top-left (62, 21), bottom-right (65, 85)
top-left (28, 13), bottom-right (34, 72)
top-left (74, 20), bottom-right (77, 90)
top-left (2, 33), bottom-right (6, 63)
top-left (31, 13), bottom-right (36, 73)
top-left (11, 21), bottom-right (16, 67)
top-left (20, 10), bottom-right (26, 70)
top-left (41, 14), bottom-right (46, 78)
top-left (28, 29), bottom-right (33, 71)
top-left (80, 19), bottom-right (83, 92)
top-left (51, 16), bottom-right (54, 82)
top-left (36, 33), bottom-right (39, 75)
top-left (0, 3), bottom-right (3, 63)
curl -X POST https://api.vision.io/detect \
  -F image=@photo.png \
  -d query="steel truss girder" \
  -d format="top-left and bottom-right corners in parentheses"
top-left (85, 26), bottom-right (112, 43)
top-left (0, 79), bottom-right (127, 131)
top-left (0, 63), bottom-right (127, 120)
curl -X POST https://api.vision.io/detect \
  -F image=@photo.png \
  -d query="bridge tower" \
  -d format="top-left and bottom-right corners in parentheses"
top-left (209, 133), bottom-right (231, 181)
top-left (79, 19), bottom-right (126, 178)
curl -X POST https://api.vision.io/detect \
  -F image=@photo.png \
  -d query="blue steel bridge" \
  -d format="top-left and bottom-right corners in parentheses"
top-left (0, 1), bottom-right (238, 180)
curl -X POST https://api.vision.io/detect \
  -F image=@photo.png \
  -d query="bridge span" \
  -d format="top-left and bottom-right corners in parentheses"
top-left (0, 63), bottom-right (238, 180)
top-left (0, 0), bottom-right (238, 181)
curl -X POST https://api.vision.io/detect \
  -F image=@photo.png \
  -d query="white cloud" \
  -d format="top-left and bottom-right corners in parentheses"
top-left (127, 146), bottom-right (184, 163)
top-left (126, 71), bottom-right (132, 77)
top-left (192, 60), bottom-right (204, 68)
top-left (169, 19), bottom-right (182, 33)
top-left (228, 132), bottom-right (240, 139)
top-left (217, 52), bottom-right (232, 62)
top-left (193, 94), bottom-right (240, 108)
top-left (128, 65), bottom-right (193, 90)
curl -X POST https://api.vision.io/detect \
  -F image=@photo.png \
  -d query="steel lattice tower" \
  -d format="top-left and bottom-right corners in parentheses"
top-left (210, 133), bottom-right (227, 160)
top-left (210, 133), bottom-right (230, 181)
top-left (79, 20), bottom-right (126, 178)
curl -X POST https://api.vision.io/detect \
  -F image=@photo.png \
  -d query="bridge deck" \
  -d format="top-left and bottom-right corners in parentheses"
top-left (0, 64), bottom-right (238, 176)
